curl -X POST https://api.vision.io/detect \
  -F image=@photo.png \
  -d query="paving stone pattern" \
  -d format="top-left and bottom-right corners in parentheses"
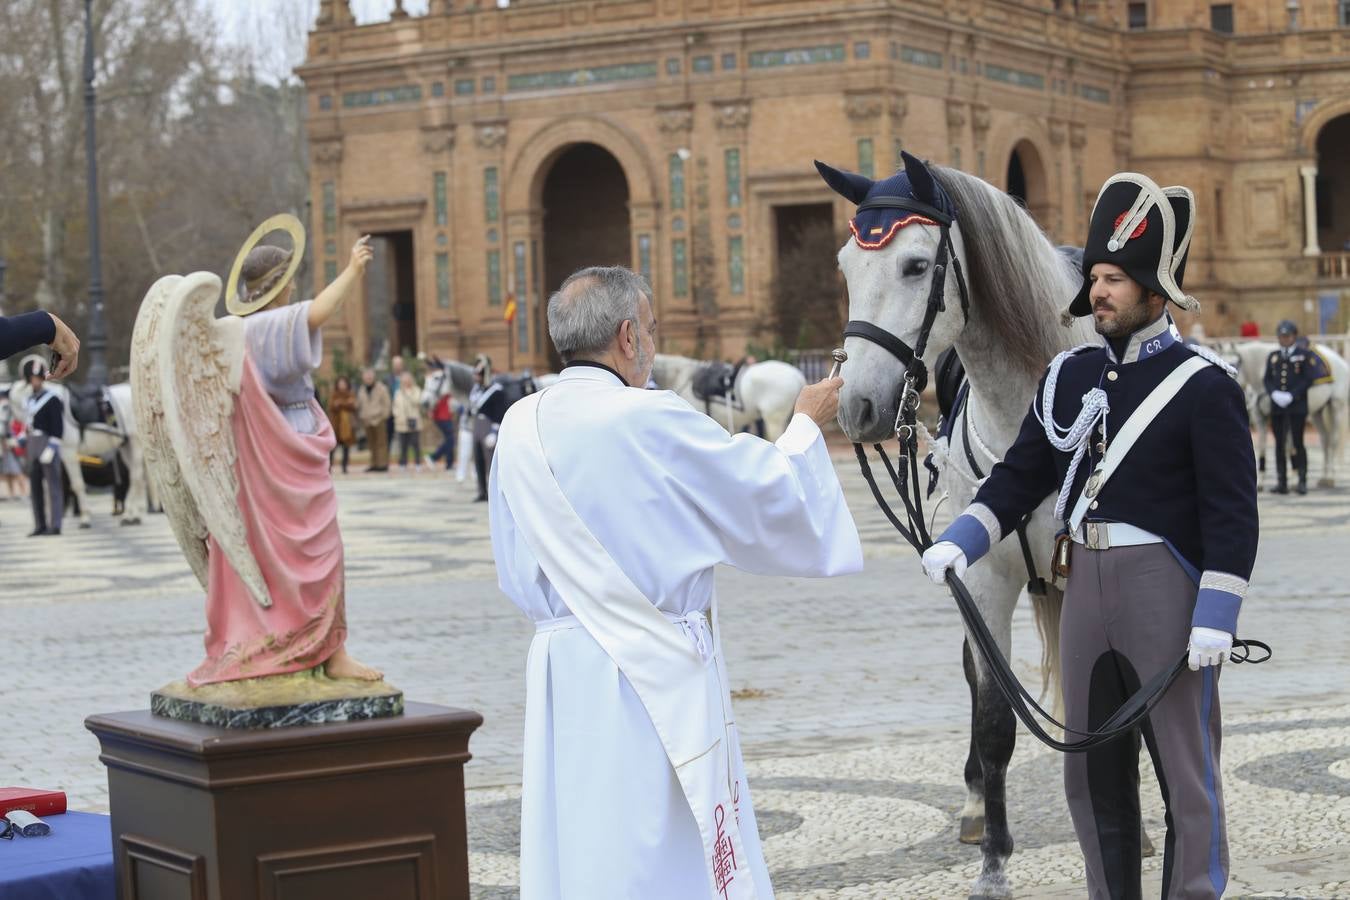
top-left (1, 447), bottom-right (1347, 897)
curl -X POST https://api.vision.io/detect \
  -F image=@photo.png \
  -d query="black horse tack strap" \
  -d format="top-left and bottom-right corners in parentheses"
top-left (852, 391), bottom-right (1271, 754)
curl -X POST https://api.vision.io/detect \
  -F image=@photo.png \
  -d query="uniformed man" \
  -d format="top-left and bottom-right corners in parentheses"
top-left (923, 173), bottom-right (1258, 899)
top-left (1263, 320), bottom-right (1313, 495)
top-left (22, 358), bottom-right (66, 537)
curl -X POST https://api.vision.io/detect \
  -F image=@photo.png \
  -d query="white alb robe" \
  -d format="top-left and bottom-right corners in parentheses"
top-left (489, 365), bottom-right (863, 899)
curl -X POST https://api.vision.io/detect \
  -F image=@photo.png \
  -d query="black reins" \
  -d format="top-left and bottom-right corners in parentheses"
top-left (845, 194), bottom-right (1270, 753)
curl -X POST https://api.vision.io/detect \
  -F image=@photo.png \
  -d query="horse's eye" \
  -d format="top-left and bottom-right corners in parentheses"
top-left (903, 258), bottom-right (930, 278)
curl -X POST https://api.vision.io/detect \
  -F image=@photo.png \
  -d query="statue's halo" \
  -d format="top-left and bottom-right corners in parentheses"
top-left (225, 213), bottom-right (307, 317)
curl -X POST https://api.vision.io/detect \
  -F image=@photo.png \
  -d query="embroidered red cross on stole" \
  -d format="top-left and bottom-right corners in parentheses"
top-left (712, 803), bottom-right (738, 899)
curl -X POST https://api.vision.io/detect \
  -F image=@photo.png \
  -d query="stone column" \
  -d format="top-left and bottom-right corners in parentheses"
top-left (1300, 165), bottom-right (1320, 257)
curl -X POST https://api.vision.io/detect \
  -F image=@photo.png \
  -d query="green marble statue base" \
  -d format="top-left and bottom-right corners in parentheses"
top-left (152, 670), bottom-right (403, 728)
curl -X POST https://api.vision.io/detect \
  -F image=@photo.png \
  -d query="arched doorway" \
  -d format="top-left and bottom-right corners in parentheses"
top-left (541, 143), bottom-right (632, 369)
top-left (1316, 114), bottom-right (1350, 254)
top-left (1005, 140), bottom-right (1051, 230)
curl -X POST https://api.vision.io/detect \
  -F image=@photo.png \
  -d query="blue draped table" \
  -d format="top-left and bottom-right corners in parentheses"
top-left (0, 811), bottom-right (115, 900)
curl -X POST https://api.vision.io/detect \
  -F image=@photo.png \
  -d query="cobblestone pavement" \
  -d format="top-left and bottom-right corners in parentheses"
top-left (1, 445), bottom-right (1347, 898)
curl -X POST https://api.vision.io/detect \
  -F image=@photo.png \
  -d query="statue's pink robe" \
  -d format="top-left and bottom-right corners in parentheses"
top-left (188, 303), bottom-right (345, 686)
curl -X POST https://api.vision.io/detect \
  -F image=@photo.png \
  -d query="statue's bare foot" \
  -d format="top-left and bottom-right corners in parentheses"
top-left (324, 647), bottom-right (383, 681)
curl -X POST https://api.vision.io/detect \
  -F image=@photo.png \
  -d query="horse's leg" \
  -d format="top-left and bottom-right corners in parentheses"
top-left (967, 576), bottom-right (1020, 900)
top-left (960, 638), bottom-right (985, 845)
top-left (120, 436), bottom-right (145, 525)
top-left (62, 441), bottom-right (92, 528)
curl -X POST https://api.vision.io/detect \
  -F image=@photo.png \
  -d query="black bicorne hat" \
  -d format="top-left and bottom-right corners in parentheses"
top-left (1067, 173), bottom-right (1198, 318)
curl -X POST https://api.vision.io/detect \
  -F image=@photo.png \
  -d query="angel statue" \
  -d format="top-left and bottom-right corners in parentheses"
top-left (131, 215), bottom-right (382, 692)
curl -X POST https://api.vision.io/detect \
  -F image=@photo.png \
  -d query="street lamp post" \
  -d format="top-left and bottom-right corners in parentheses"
top-left (0, 258), bottom-right (9, 380)
top-left (83, 0), bottom-right (108, 387)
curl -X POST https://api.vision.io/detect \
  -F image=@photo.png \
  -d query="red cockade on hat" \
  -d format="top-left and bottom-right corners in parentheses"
top-left (1112, 210), bottom-right (1148, 241)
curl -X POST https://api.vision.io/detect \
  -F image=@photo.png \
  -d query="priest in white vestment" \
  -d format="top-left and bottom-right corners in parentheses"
top-left (489, 266), bottom-right (863, 900)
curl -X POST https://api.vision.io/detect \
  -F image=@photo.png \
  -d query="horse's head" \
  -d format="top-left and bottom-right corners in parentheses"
top-left (819, 152), bottom-right (969, 443)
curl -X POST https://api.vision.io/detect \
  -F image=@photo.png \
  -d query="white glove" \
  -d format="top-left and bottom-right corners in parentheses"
top-left (1187, 626), bottom-right (1232, 671)
top-left (1271, 390), bottom-right (1293, 408)
top-left (922, 541), bottom-right (968, 585)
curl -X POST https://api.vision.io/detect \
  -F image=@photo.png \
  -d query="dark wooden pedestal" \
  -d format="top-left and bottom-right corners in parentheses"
top-left (85, 702), bottom-right (483, 900)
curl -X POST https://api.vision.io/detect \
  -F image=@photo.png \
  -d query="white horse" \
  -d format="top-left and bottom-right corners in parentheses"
top-left (8, 361), bottom-right (147, 527)
top-left (650, 354), bottom-right (806, 441)
top-left (1215, 340), bottom-right (1346, 488)
top-left (824, 153), bottom-right (1093, 899)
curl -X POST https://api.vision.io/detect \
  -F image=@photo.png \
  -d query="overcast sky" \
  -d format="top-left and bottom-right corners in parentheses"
top-left (214, 0), bottom-right (435, 80)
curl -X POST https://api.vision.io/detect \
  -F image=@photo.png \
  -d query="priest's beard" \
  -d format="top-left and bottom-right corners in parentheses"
top-left (634, 341), bottom-right (653, 386)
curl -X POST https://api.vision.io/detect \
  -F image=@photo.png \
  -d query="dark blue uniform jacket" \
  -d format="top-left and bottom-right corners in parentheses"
top-left (1, 311), bottom-right (56, 361)
top-left (939, 317), bottom-right (1259, 635)
top-left (1262, 342), bottom-right (1323, 417)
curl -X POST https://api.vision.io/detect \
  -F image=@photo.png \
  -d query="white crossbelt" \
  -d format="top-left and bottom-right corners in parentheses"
top-left (1071, 521), bottom-right (1163, 551)
top-left (536, 609), bottom-right (714, 661)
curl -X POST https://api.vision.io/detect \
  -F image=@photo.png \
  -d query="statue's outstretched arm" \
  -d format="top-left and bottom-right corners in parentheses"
top-left (308, 236), bottom-right (373, 331)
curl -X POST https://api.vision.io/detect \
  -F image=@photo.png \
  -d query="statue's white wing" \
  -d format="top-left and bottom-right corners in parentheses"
top-left (130, 272), bottom-right (271, 608)
top-left (131, 276), bottom-right (209, 585)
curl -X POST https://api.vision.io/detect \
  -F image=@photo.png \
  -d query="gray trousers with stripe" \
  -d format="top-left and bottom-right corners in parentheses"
top-left (1062, 542), bottom-right (1228, 900)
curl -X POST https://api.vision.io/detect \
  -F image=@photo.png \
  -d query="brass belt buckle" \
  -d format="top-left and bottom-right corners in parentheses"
top-left (1084, 522), bottom-right (1111, 551)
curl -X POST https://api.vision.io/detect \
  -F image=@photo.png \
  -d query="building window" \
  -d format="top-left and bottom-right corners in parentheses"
top-left (1342, 0), bottom-right (1350, 26)
top-left (482, 76), bottom-right (496, 93)
top-left (514, 241), bottom-right (528, 352)
top-left (319, 94), bottom-right (332, 110)
top-left (1210, 3), bottom-right (1234, 33)
top-left (857, 138), bottom-right (875, 178)
top-left (434, 172), bottom-right (447, 227)
top-left (728, 236), bottom-right (744, 295)
top-left (487, 250), bottom-right (502, 306)
top-left (855, 41), bottom-right (871, 59)
top-left (721, 53), bottom-right (736, 70)
top-left (951, 146), bottom-right (962, 169)
top-left (693, 55), bottom-right (714, 74)
top-left (638, 234), bottom-right (652, 284)
top-left (484, 167), bottom-right (499, 224)
top-left (325, 240), bottom-right (337, 256)
top-left (324, 260), bottom-right (337, 286)
top-left (436, 253), bottom-right (451, 309)
top-left (454, 78), bottom-right (475, 95)
top-left (672, 216), bottom-right (685, 232)
top-left (724, 148), bottom-right (742, 209)
top-left (1214, 187), bottom-right (1225, 241)
top-left (431, 81), bottom-right (444, 97)
top-left (1128, 3), bottom-right (1147, 29)
top-left (322, 181), bottom-right (336, 234)
top-left (673, 239), bottom-right (688, 297)
top-left (666, 57), bottom-right (681, 75)
top-left (669, 154), bottom-right (686, 210)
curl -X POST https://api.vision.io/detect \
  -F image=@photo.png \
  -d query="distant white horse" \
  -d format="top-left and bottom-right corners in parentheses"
top-left (8, 362), bottom-right (147, 527)
top-left (1216, 340), bottom-right (1346, 487)
top-left (650, 354), bottom-right (806, 441)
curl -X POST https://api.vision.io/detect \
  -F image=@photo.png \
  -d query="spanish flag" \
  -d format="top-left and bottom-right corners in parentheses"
top-left (504, 295), bottom-right (517, 324)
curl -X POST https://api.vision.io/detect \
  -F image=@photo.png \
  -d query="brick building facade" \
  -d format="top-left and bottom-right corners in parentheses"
top-left (297, 0), bottom-right (1350, 370)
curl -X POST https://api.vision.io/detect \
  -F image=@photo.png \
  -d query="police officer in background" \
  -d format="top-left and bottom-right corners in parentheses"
top-left (1263, 319), bottom-right (1312, 495)
top-left (22, 358), bottom-right (65, 536)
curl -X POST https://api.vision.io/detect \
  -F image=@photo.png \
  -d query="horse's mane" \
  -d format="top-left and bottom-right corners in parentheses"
top-left (931, 165), bottom-right (1082, 376)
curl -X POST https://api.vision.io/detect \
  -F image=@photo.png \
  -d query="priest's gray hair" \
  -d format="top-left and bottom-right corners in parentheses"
top-left (548, 265), bottom-right (652, 361)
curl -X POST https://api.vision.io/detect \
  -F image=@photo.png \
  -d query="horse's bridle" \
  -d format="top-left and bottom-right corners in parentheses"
top-left (843, 194), bottom-right (970, 441)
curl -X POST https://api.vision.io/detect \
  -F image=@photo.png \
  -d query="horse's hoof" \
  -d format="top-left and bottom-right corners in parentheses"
top-left (1142, 829), bottom-right (1156, 858)
top-left (120, 517), bottom-right (141, 526)
top-left (959, 815), bottom-right (985, 844)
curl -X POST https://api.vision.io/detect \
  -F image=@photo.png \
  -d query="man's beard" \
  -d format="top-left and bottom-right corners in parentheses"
top-left (1094, 292), bottom-right (1154, 338)
top-left (635, 341), bottom-right (653, 386)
